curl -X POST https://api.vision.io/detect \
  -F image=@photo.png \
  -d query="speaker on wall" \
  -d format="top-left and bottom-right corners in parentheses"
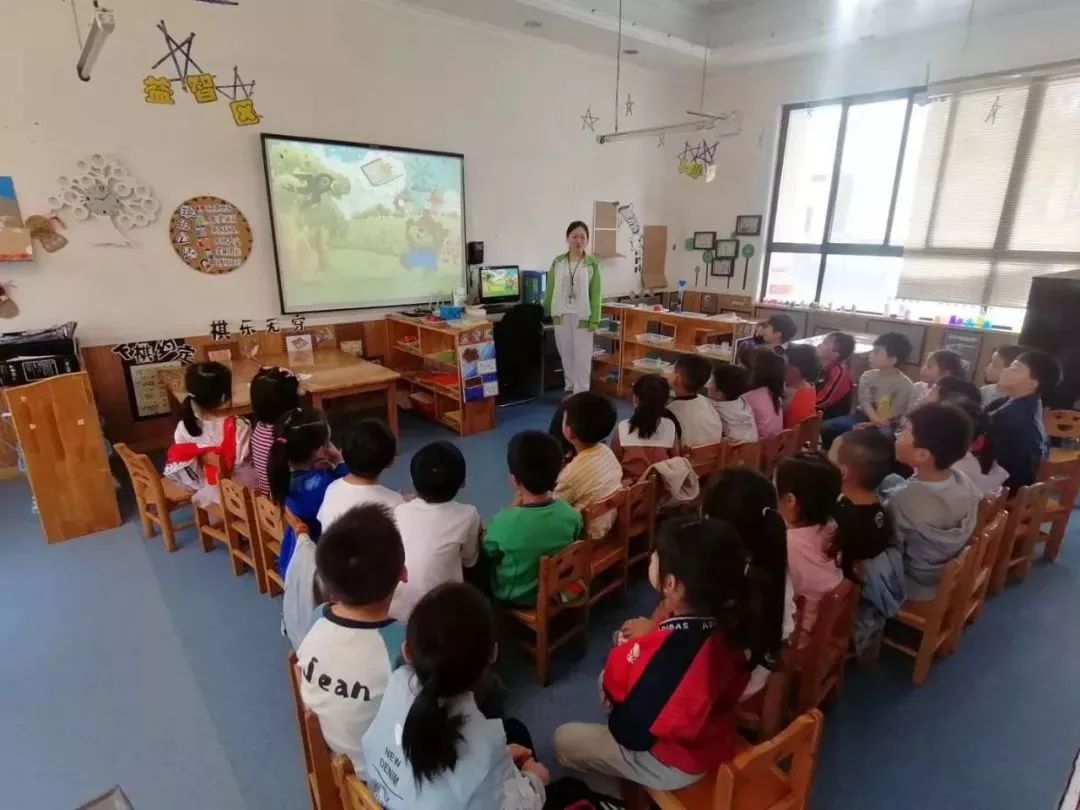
top-left (467, 241), bottom-right (484, 266)
top-left (1020, 270), bottom-right (1080, 358)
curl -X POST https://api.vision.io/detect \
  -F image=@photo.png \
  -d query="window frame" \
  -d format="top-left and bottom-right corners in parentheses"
top-left (763, 86), bottom-right (920, 305)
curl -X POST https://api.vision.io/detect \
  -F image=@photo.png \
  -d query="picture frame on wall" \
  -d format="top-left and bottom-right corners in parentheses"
top-left (693, 231), bottom-right (717, 250)
top-left (714, 238), bottom-right (740, 259)
top-left (710, 258), bottom-right (736, 278)
top-left (735, 215), bottom-right (762, 236)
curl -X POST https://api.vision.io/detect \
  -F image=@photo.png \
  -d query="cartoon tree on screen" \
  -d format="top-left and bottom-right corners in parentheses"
top-left (268, 145), bottom-right (351, 273)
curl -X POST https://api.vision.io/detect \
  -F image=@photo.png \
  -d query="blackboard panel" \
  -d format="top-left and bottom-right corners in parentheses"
top-left (940, 329), bottom-right (983, 378)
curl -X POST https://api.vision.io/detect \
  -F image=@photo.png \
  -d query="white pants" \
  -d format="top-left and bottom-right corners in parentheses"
top-left (554, 317), bottom-right (594, 394)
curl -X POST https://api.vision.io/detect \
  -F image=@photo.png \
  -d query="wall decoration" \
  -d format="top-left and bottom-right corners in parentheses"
top-left (740, 242), bottom-right (755, 289)
top-left (625, 93), bottom-right (634, 117)
top-left (735, 215), bottom-right (762, 236)
top-left (657, 133), bottom-right (665, 149)
top-left (677, 140), bottom-right (718, 181)
top-left (985, 95), bottom-right (1002, 124)
top-left (693, 231), bottom-right (716, 250)
top-left (25, 215), bottom-right (68, 253)
top-left (48, 155), bottom-right (160, 246)
top-left (715, 238), bottom-right (739, 259)
top-left (617, 203), bottom-right (643, 275)
top-left (148, 21), bottom-right (262, 127)
top-left (580, 107), bottom-right (599, 132)
top-left (0, 282), bottom-right (18, 318)
top-left (169, 196), bottom-right (252, 274)
top-left (112, 338), bottom-right (196, 420)
top-left (459, 324), bottom-right (498, 401)
top-left (210, 319), bottom-right (231, 341)
top-left (0, 177), bottom-right (32, 262)
top-left (710, 257), bottom-right (735, 278)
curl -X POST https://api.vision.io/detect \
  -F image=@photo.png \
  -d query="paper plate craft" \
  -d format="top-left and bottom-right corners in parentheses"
top-left (47, 154), bottom-right (160, 246)
top-left (169, 196), bottom-right (252, 274)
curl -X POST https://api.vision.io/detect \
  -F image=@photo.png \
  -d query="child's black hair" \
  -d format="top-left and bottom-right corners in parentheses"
top-left (993, 344), bottom-right (1027, 366)
top-left (766, 313), bottom-right (798, 343)
top-left (710, 362), bottom-right (750, 401)
top-left (315, 503), bottom-right (403, 606)
top-left (629, 374), bottom-right (671, 440)
top-left (268, 407), bottom-right (330, 504)
top-left (563, 391), bottom-right (617, 445)
top-left (250, 367), bottom-right (301, 426)
top-left (907, 402), bottom-right (973, 470)
top-left (701, 468), bottom-right (787, 673)
top-left (785, 344), bottom-right (820, 384)
top-left (674, 354), bottom-right (713, 394)
top-left (1016, 350), bottom-right (1062, 396)
top-left (927, 349), bottom-right (967, 380)
top-left (180, 362), bottom-right (232, 437)
top-left (746, 347), bottom-right (785, 414)
top-left (410, 441), bottom-right (466, 504)
top-left (936, 376), bottom-right (981, 405)
top-left (775, 452), bottom-right (842, 528)
top-left (825, 332), bottom-right (856, 363)
top-left (872, 332), bottom-right (913, 364)
top-left (835, 430), bottom-right (894, 490)
top-left (655, 517), bottom-right (768, 669)
top-left (401, 583), bottom-right (495, 786)
top-left (507, 430), bottom-right (563, 495)
top-left (341, 419), bottom-right (396, 479)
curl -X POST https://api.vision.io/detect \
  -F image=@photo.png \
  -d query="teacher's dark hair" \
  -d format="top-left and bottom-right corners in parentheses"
top-left (566, 220), bottom-right (590, 239)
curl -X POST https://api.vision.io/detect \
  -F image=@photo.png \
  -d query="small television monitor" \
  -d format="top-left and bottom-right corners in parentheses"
top-left (479, 265), bottom-right (521, 306)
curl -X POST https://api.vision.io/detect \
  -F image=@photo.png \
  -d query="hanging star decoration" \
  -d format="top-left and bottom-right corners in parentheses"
top-left (985, 95), bottom-right (1003, 124)
top-left (657, 133), bottom-right (665, 149)
top-left (625, 93), bottom-right (634, 117)
top-left (580, 107), bottom-right (599, 132)
top-left (677, 139), bottom-right (719, 180)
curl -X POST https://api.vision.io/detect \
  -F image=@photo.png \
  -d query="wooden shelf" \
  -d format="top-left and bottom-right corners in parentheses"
top-left (393, 341), bottom-right (423, 357)
top-left (592, 353), bottom-right (619, 366)
top-left (402, 373), bottom-right (461, 402)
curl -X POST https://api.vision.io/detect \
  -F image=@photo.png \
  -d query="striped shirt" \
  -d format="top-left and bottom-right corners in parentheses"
top-left (554, 443), bottom-right (623, 539)
top-left (251, 421), bottom-right (275, 497)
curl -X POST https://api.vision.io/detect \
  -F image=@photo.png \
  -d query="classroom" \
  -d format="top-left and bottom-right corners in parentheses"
top-left (3, 1), bottom-right (1080, 808)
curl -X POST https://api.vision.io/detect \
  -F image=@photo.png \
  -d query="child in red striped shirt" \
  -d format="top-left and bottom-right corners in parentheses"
top-left (815, 332), bottom-right (855, 420)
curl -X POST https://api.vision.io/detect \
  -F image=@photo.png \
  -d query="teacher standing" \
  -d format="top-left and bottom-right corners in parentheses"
top-left (544, 220), bottom-right (602, 395)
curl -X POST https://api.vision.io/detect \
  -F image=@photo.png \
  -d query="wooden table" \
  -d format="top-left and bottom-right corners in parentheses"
top-left (166, 351), bottom-right (402, 437)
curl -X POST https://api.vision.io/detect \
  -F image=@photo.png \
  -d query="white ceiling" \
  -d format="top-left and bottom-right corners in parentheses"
top-left (392, 0), bottom-right (1080, 70)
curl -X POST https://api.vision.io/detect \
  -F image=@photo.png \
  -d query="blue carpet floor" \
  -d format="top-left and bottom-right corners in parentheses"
top-left (1, 394), bottom-right (1077, 809)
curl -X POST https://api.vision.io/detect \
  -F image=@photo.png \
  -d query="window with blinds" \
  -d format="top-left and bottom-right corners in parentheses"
top-left (763, 65), bottom-right (1080, 314)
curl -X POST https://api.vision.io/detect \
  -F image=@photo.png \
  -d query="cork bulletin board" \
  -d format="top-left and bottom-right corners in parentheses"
top-left (169, 196), bottom-right (253, 274)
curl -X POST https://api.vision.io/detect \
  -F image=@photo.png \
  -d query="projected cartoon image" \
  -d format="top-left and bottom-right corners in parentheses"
top-left (264, 137), bottom-right (464, 312)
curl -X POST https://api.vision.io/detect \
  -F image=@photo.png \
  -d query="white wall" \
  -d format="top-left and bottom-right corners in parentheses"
top-left (0, 0), bottom-right (694, 345)
top-left (668, 1), bottom-right (1080, 295)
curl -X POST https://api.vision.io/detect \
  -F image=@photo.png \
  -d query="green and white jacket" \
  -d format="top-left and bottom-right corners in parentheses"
top-left (542, 253), bottom-right (602, 329)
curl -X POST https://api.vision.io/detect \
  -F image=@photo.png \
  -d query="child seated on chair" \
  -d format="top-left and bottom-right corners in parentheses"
top-left (757, 313), bottom-right (797, 356)
top-left (933, 378), bottom-right (1009, 496)
top-left (912, 349), bottom-right (967, 404)
top-left (612, 374), bottom-right (682, 482)
top-left (484, 431), bottom-right (583, 606)
top-left (362, 583), bottom-right (549, 809)
top-left (828, 431), bottom-right (904, 656)
top-left (317, 418), bottom-right (402, 530)
top-left (783, 345), bottom-right (820, 430)
top-left (391, 441), bottom-right (481, 622)
top-left (816, 332), bottom-right (855, 420)
top-left (249, 366), bottom-right (301, 497)
top-left (980, 344), bottom-right (1026, 408)
top-left (888, 403), bottom-right (982, 601)
top-left (665, 355), bottom-right (725, 448)
top-left (554, 518), bottom-right (761, 796)
top-left (554, 392), bottom-right (623, 539)
top-left (297, 504), bottom-right (407, 777)
top-left (987, 349), bottom-right (1060, 491)
top-left (707, 362), bottom-right (758, 442)
top-left (741, 347), bottom-right (785, 439)
top-left (165, 361), bottom-right (252, 506)
top-left (775, 453), bottom-right (843, 634)
top-left (268, 407), bottom-right (347, 574)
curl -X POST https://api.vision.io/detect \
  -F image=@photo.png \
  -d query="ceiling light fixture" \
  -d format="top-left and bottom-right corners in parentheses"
top-left (622, 48), bottom-right (639, 55)
top-left (596, 110), bottom-right (741, 144)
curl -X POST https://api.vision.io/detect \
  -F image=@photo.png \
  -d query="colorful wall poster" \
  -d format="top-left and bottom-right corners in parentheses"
top-left (112, 338), bottom-right (196, 420)
top-left (170, 196), bottom-right (253, 274)
top-left (0, 177), bottom-right (32, 262)
top-left (457, 323), bottom-right (498, 401)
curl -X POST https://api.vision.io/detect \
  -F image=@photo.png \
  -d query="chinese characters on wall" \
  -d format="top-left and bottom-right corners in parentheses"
top-left (169, 196), bottom-right (252, 274)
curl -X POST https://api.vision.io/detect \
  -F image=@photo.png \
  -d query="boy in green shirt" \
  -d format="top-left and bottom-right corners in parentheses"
top-left (484, 430), bottom-right (583, 605)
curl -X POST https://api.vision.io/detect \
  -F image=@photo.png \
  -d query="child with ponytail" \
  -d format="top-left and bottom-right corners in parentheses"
top-left (362, 583), bottom-right (549, 809)
top-left (268, 406), bottom-right (347, 574)
top-left (164, 361), bottom-right (252, 504)
top-left (611, 373), bottom-right (682, 481)
top-left (555, 517), bottom-right (763, 794)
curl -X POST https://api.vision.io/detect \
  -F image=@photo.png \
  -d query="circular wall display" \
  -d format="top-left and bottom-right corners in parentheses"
top-left (169, 196), bottom-right (252, 274)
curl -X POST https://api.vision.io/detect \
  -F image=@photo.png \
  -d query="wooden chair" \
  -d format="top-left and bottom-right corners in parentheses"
top-left (952, 512), bottom-right (1007, 646)
top-left (253, 493), bottom-right (287, 597)
top-left (627, 476), bottom-right (658, 569)
top-left (791, 580), bottom-right (858, 714)
top-left (737, 631), bottom-right (801, 743)
top-left (1037, 456), bottom-right (1080, 563)
top-left (883, 547), bottom-right (970, 685)
top-left (218, 477), bottom-right (262, 588)
top-left (721, 439), bottom-right (762, 472)
top-left (760, 428), bottom-right (799, 478)
top-left (582, 488), bottom-right (632, 607)
top-left (975, 490), bottom-right (1009, 536)
top-left (687, 441), bottom-right (726, 480)
top-left (287, 653), bottom-right (344, 810)
top-left (798, 414), bottom-right (823, 451)
top-left (643, 709), bottom-right (824, 810)
top-left (114, 442), bottom-right (194, 552)
top-left (1044, 408), bottom-right (1080, 462)
top-left (504, 541), bottom-right (590, 685)
top-left (990, 482), bottom-right (1049, 592)
top-left (332, 757), bottom-right (382, 810)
